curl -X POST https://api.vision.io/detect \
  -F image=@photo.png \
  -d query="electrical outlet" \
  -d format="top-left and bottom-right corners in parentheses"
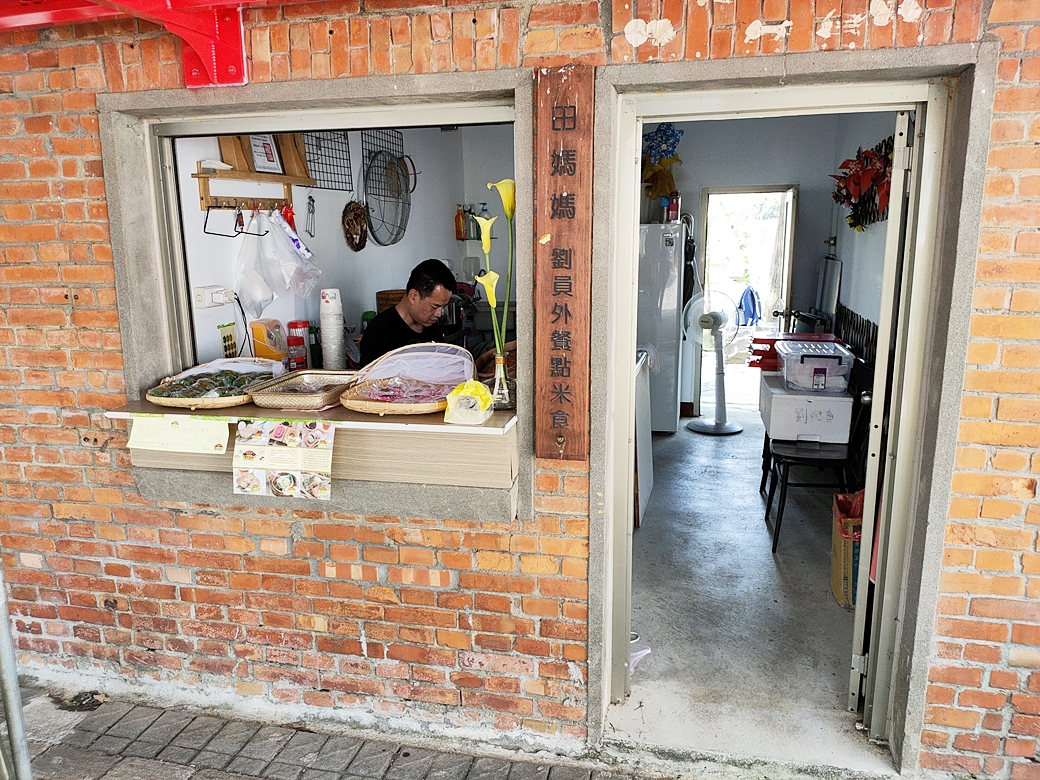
top-left (194, 286), bottom-right (228, 308)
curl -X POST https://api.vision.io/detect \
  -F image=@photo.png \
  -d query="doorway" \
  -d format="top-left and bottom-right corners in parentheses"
top-left (602, 82), bottom-right (950, 773)
top-left (695, 186), bottom-right (797, 413)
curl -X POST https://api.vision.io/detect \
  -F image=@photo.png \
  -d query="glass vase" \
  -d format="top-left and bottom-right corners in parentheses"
top-left (487, 356), bottom-right (516, 411)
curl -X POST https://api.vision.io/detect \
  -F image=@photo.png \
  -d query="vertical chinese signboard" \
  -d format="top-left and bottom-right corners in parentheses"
top-left (534, 66), bottom-right (593, 461)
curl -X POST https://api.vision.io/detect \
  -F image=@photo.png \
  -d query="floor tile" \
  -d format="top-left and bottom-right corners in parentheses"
top-left (89, 736), bottom-right (131, 756)
top-left (343, 741), bottom-right (396, 778)
top-left (206, 721), bottom-right (262, 755)
top-left (226, 755), bottom-right (271, 776)
top-left (76, 704), bottom-right (134, 735)
top-left (105, 707), bottom-right (163, 740)
top-left (387, 746), bottom-right (437, 780)
top-left (31, 744), bottom-right (122, 780)
top-left (157, 745), bottom-right (199, 765)
top-left (313, 736), bottom-right (363, 773)
top-left (137, 710), bottom-right (194, 744)
top-left (121, 740), bottom-right (164, 759)
top-left (274, 731), bottom-right (328, 767)
top-left (96, 756), bottom-right (195, 780)
top-left (172, 715), bottom-right (227, 749)
top-left (426, 753), bottom-right (471, 780)
top-left (239, 725), bottom-right (295, 761)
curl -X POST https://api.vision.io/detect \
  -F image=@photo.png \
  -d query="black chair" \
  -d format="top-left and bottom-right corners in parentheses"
top-left (764, 359), bottom-right (874, 553)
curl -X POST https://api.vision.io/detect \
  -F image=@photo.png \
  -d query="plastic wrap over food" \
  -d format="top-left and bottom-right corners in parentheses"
top-left (355, 343), bottom-right (475, 386)
top-left (170, 358), bottom-right (285, 381)
top-left (148, 358), bottom-right (284, 399)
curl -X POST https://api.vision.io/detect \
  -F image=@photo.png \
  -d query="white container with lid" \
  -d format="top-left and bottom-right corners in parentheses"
top-left (759, 375), bottom-right (853, 443)
top-left (774, 341), bottom-right (854, 394)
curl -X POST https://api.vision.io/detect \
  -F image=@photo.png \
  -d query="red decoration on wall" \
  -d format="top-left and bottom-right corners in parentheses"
top-left (830, 135), bottom-right (894, 232)
top-left (0, 0), bottom-right (257, 87)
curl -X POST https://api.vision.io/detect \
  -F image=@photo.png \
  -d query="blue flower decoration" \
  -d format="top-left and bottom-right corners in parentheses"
top-left (642, 122), bottom-right (684, 165)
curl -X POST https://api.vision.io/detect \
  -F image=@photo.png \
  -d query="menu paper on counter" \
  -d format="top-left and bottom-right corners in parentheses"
top-left (232, 420), bottom-right (334, 500)
top-left (127, 416), bottom-right (231, 454)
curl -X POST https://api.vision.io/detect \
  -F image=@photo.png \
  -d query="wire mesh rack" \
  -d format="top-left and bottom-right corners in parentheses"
top-left (302, 131), bottom-right (353, 192)
top-left (361, 129), bottom-right (405, 199)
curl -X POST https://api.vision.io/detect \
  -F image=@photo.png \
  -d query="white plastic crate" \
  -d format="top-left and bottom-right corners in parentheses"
top-left (775, 340), bottom-right (854, 394)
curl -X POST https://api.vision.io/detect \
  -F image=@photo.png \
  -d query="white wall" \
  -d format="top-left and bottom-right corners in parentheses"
top-left (460, 124), bottom-right (517, 283)
top-left (176, 124), bottom-right (512, 364)
top-left (832, 112), bottom-right (901, 324)
top-left (650, 112), bottom-right (896, 402)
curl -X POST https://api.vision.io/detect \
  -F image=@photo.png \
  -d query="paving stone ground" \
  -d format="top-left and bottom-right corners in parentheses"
top-left (12, 687), bottom-right (639, 780)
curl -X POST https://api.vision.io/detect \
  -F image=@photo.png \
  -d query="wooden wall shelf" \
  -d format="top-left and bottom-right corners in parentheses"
top-left (192, 161), bottom-right (316, 212)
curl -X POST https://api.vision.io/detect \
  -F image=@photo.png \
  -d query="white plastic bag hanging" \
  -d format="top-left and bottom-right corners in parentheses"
top-left (233, 214), bottom-right (274, 319)
top-left (259, 211), bottom-right (321, 299)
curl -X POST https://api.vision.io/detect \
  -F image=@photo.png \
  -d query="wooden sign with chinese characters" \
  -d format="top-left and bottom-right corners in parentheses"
top-left (534, 66), bottom-right (593, 460)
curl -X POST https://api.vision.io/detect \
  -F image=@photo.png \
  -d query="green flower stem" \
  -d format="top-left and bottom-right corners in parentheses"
top-left (500, 217), bottom-right (514, 363)
top-left (483, 250), bottom-right (505, 357)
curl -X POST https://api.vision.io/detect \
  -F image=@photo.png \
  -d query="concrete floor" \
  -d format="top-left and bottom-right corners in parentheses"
top-left (605, 390), bottom-right (893, 775)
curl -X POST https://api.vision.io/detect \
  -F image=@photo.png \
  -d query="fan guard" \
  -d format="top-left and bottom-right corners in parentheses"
top-left (364, 150), bottom-right (411, 246)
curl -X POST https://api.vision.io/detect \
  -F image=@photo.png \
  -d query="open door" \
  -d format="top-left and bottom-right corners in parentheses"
top-left (692, 187), bottom-right (797, 414)
top-left (847, 110), bottom-right (922, 739)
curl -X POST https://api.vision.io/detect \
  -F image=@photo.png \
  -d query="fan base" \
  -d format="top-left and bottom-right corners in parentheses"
top-left (686, 419), bottom-right (743, 436)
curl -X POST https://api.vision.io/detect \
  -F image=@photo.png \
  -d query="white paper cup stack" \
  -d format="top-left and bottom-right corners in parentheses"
top-left (319, 288), bottom-right (346, 370)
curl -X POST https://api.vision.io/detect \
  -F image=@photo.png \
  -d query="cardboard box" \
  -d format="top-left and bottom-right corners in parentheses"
top-left (831, 492), bottom-right (863, 609)
top-left (759, 375), bottom-right (853, 444)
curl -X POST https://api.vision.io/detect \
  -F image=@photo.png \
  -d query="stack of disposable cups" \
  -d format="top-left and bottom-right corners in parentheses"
top-left (319, 289), bottom-right (346, 370)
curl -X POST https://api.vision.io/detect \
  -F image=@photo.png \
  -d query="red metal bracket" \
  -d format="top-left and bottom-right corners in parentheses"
top-left (92, 0), bottom-right (246, 87)
top-left (0, 0), bottom-right (247, 88)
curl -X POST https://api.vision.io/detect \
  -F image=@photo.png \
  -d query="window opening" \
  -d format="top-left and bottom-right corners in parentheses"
top-left (167, 122), bottom-right (517, 381)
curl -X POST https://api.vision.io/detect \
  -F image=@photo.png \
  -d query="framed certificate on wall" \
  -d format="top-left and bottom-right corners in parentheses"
top-left (249, 134), bottom-right (283, 174)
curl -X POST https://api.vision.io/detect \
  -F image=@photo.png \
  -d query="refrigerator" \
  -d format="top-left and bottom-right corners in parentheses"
top-left (637, 223), bottom-right (685, 433)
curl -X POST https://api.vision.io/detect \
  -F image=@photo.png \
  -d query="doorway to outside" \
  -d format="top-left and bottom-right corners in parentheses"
top-left (696, 187), bottom-right (795, 414)
top-left (604, 82), bottom-right (948, 774)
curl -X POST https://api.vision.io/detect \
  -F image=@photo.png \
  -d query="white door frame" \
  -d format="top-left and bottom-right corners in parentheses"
top-left (604, 81), bottom-right (948, 748)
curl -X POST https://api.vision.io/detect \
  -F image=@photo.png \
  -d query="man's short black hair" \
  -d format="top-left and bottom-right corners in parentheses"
top-left (407, 259), bottom-right (457, 298)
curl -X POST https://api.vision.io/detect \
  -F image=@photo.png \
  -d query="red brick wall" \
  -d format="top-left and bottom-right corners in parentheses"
top-left (1, 0), bottom-right (1039, 771)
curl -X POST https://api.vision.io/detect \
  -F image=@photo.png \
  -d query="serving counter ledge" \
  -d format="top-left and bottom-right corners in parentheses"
top-left (106, 401), bottom-right (519, 493)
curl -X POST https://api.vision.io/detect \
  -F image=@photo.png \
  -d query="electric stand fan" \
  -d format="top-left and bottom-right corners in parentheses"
top-left (684, 290), bottom-right (743, 436)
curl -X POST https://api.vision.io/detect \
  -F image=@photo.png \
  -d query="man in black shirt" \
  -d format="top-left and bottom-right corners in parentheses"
top-left (359, 259), bottom-right (456, 366)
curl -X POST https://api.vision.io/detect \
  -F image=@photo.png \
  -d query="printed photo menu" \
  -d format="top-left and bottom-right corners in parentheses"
top-left (232, 419), bottom-right (334, 501)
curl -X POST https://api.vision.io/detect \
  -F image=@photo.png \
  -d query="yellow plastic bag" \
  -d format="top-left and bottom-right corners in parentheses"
top-left (444, 380), bottom-right (493, 425)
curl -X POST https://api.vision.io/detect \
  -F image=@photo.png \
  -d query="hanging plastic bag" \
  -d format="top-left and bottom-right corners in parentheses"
top-left (233, 215), bottom-right (274, 319)
top-left (260, 211), bottom-right (321, 299)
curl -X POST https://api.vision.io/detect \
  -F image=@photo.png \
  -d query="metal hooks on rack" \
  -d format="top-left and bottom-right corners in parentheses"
top-left (203, 205), bottom-right (271, 238)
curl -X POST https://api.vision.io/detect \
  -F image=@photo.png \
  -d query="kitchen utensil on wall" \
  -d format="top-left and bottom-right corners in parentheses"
top-left (342, 200), bottom-right (368, 251)
top-left (305, 195), bottom-right (316, 238)
top-left (364, 149), bottom-right (411, 246)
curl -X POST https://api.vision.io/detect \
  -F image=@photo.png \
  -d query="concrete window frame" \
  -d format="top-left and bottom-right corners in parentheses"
top-left (98, 71), bottom-right (535, 521)
top-left (585, 43), bottom-right (998, 773)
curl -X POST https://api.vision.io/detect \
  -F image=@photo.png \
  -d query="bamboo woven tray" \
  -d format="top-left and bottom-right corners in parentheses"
top-left (340, 379), bottom-right (450, 416)
top-left (249, 370), bottom-right (358, 409)
top-left (145, 392), bottom-right (252, 410)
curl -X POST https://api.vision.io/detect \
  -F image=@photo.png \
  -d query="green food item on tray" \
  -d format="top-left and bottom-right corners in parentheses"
top-left (148, 370), bottom-right (274, 399)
